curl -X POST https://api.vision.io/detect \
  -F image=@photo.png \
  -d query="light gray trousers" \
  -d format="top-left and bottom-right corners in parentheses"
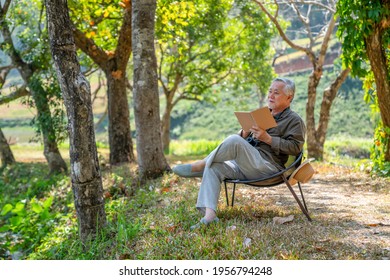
top-left (196, 134), bottom-right (278, 213)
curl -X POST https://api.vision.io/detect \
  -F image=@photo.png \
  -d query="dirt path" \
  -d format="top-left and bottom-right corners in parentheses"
top-left (234, 162), bottom-right (390, 259)
top-left (308, 163), bottom-right (389, 254)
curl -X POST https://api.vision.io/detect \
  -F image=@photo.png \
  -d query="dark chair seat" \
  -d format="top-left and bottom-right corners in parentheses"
top-left (223, 151), bottom-right (312, 221)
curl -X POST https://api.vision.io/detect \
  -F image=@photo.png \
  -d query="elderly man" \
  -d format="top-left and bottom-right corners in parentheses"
top-left (172, 77), bottom-right (306, 229)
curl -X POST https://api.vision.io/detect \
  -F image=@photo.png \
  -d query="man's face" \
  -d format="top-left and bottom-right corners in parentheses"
top-left (267, 81), bottom-right (292, 114)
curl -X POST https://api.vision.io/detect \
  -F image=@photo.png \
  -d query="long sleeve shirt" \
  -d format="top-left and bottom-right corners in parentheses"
top-left (253, 107), bottom-right (306, 170)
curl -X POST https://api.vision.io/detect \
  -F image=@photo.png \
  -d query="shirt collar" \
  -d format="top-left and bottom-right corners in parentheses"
top-left (272, 107), bottom-right (291, 121)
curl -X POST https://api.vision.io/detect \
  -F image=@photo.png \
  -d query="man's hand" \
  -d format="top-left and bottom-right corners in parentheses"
top-left (249, 125), bottom-right (272, 145)
top-left (239, 129), bottom-right (251, 138)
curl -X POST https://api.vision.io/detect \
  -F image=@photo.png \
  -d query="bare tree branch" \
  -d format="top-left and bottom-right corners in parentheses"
top-left (317, 14), bottom-right (336, 67)
top-left (253, 0), bottom-right (314, 59)
top-left (260, 0), bottom-right (335, 13)
top-left (0, 85), bottom-right (30, 105)
top-left (0, 66), bottom-right (13, 87)
top-left (1, 0), bottom-right (12, 14)
top-left (289, 0), bottom-right (315, 46)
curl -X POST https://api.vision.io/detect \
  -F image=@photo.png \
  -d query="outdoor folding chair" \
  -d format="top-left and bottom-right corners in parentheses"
top-left (223, 151), bottom-right (312, 221)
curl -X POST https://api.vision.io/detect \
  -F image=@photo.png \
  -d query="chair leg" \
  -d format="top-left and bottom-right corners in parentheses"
top-left (297, 182), bottom-right (308, 212)
top-left (282, 175), bottom-right (312, 221)
top-left (231, 183), bottom-right (236, 207)
top-left (223, 182), bottom-right (237, 207)
top-left (224, 181), bottom-right (229, 206)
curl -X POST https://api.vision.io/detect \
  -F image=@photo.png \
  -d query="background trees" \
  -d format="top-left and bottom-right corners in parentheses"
top-left (156, 0), bottom-right (275, 151)
top-left (337, 0), bottom-right (390, 175)
top-left (69, 0), bottom-right (135, 166)
top-left (253, 0), bottom-right (350, 160)
top-left (0, 0), bottom-right (68, 174)
top-left (0, 127), bottom-right (15, 168)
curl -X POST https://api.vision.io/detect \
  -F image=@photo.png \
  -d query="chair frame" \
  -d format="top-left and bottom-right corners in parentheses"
top-left (223, 152), bottom-right (312, 221)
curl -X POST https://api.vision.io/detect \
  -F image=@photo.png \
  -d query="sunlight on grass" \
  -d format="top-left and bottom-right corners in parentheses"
top-left (2, 138), bottom-right (389, 260)
top-left (169, 139), bottom-right (220, 156)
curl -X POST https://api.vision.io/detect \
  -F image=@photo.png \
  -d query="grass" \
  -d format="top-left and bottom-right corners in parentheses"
top-left (324, 136), bottom-right (371, 159)
top-left (1, 139), bottom-right (388, 260)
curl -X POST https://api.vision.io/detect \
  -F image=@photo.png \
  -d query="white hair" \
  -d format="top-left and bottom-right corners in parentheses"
top-left (273, 77), bottom-right (295, 100)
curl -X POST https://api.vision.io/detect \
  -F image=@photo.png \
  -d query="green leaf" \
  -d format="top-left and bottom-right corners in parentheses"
top-left (0, 225), bottom-right (10, 232)
top-left (12, 202), bottom-right (25, 214)
top-left (1, 204), bottom-right (13, 216)
top-left (31, 202), bottom-right (43, 214)
top-left (10, 216), bottom-right (23, 226)
top-left (43, 196), bottom-right (53, 210)
top-left (40, 209), bottom-right (51, 220)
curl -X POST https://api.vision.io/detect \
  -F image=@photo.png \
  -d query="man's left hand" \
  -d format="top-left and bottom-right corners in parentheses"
top-left (249, 125), bottom-right (272, 145)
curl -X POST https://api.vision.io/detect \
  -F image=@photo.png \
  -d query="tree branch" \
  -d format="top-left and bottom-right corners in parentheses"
top-left (0, 1), bottom-right (33, 78)
top-left (114, 4), bottom-right (132, 71)
top-left (1, 0), bottom-right (12, 14)
top-left (253, 0), bottom-right (313, 57)
top-left (0, 66), bottom-right (12, 86)
top-left (266, 0), bottom-right (335, 13)
top-left (0, 85), bottom-right (30, 105)
top-left (317, 14), bottom-right (336, 67)
top-left (72, 26), bottom-right (109, 68)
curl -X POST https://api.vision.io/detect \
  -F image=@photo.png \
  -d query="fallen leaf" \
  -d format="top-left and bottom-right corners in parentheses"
top-left (166, 223), bottom-right (176, 232)
top-left (103, 191), bottom-right (112, 199)
top-left (366, 222), bottom-right (389, 227)
top-left (119, 253), bottom-right (131, 260)
top-left (279, 252), bottom-right (288, 260)
top-left (243, 237), bottom-right (252, 248)
top-left (314, 246), bottom-right (325, 252)
top-left (273, 215), bottom-right (294, 225)
top-left (226, 225), bottom-right (237, 231)
top-left (160, 187), bottom-right (170, 193)
top-left (366, 223), bottom-right (380, 227)
top-left (317, 239), bottom-right (330, 243)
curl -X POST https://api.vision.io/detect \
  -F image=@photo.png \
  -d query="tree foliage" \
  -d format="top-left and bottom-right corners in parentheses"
top-left (155, 0), bottom-right (275, 150)
top-left (68, 0), bottom-right (124, 51)
top-left (337, 0), bottom-right (390, 76)
top-left (337, 0), bottom-right (390, 176)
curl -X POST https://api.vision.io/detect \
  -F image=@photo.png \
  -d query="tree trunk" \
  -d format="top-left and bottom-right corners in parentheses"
top-left (316, 68), bottom-right (351, 156)
top-left (365, 25), bottom-right (390, 162)
top-left (305, 67), bottom-right (322, 159)
top-left (72, 5), bottom-right (135, 166)
top-left (32, 83), bottom-right (68, 174)
top-left (0, 127), bottom-right (15, 167)
top-left (106, 70), bottom-right (135, 165)
top-left (45, 0), bottom-right (106, 242)
top-left (159, 72), bottom-right (183, 153)
top-left (305, 68), bottom-right (351, 160)
top-left (161, 101), bottom-right (173, 153)
top-left (132, 0), bottom-right (170, 179)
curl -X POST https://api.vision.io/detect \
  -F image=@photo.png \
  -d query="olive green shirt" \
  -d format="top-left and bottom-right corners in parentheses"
top-left (251, 107), bottom-right (306, 170)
